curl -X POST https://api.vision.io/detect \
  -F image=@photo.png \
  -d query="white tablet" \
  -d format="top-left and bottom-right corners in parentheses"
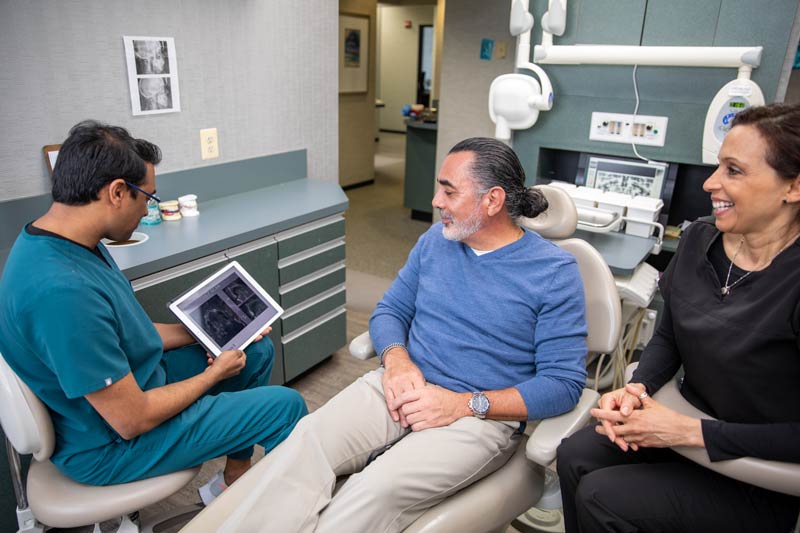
top-left (168, 261), bottom-right (283, 357)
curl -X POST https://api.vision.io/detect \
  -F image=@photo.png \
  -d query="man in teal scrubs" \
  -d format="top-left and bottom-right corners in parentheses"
top-left (0, 121), bottom-right (307, 504)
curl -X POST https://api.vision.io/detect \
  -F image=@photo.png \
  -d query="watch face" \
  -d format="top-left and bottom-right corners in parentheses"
top-left (471, 392), bottom-right (489, 414)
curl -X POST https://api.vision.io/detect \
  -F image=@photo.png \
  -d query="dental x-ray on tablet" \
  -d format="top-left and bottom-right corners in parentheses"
top-left (169, 261), bottom-right (283, 357)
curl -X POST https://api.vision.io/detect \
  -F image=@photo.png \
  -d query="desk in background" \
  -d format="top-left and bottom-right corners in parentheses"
top-left (403, 119), bottom-right (437, 221)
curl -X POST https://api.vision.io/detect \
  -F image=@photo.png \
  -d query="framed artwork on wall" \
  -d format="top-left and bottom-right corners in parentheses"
top-left (339, 13), bottom-right (370, 94)
top-left (122, 36), bottom-right (181, 115)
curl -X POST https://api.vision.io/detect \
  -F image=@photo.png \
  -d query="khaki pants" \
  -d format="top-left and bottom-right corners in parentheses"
top-left (220, 368), bottom-right (520, 533)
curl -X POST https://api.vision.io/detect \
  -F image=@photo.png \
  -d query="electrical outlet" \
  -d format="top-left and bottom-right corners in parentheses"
top-left (589, 112), bottom-right (668, 147)
top-left (200, 128), bottom-right (219, 160)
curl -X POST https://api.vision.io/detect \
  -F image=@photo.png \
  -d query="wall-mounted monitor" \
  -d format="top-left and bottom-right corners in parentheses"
top-left (576, 153), bottom-right (678, 224)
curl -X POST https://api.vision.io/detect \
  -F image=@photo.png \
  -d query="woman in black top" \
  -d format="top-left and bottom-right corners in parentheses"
top-left (557, 103), bottom-right (800, 533)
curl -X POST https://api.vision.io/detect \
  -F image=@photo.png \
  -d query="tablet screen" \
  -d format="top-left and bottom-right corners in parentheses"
top-left (169, 261), bottom-right (283, 357)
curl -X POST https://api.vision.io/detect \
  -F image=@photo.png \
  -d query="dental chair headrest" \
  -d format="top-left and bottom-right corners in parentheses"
top-left (519, 185), bottom-right (578, 239)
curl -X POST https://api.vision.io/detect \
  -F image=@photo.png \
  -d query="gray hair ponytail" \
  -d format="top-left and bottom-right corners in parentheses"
top-left (448, 137), bottom-right (548, 219)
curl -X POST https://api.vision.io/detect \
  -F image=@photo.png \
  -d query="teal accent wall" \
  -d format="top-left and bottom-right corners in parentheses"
top-left (515, 0), bottom-right (800, 180)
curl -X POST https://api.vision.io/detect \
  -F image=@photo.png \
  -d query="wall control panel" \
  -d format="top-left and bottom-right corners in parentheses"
top-left (589, 112), bottom-right (668, 147)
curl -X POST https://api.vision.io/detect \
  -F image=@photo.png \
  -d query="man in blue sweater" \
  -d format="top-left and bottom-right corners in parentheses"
top-left (211, 137), bottom-right (587, 532)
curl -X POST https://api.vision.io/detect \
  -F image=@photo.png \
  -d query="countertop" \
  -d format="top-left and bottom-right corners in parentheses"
top-left (1, 179), bottom-right (348, 281)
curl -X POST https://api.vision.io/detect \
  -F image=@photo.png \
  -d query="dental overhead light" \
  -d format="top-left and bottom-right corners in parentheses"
top-left (489, 0), bottom-right (555, 140)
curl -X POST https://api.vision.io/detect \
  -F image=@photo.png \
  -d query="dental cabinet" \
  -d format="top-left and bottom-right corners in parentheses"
top-left (131, 214), bottom-right (347, 385)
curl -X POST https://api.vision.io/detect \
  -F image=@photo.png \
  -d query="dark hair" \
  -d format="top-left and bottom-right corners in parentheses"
top-left (730, 103), bottom-right (800, 181)
top-left (448, 137), bottom-right (548, 219)
top-left (51, 120), bottom-right (162, 205)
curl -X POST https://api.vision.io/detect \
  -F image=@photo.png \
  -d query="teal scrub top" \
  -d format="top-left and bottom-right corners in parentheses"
top-left (0, 229), bottom-right (164, 465)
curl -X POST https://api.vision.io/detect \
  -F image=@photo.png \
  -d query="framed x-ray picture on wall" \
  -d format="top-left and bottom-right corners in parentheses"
top-left (123, 36), bottom-right (181, 115)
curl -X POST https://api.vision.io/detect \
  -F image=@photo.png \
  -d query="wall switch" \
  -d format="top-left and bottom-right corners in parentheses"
top-left (589, 112), bottom-right (668, 147)
top-left (200, 128), bottom-right (219, 160)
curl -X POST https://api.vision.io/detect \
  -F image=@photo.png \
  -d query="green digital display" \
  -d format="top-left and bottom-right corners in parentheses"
top-left (729, 101), bottom-right (746, 109)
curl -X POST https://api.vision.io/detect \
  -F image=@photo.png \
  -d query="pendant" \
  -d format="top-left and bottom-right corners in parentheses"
top-left (721, 286), bottom-right (730, 296)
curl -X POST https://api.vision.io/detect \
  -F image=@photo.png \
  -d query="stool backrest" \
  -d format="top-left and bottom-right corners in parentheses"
top-left (0, 353), bottom-right (55, 461)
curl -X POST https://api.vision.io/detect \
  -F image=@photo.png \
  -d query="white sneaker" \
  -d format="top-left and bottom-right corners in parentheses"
top-left (198, 470), bottom-right (228, 506)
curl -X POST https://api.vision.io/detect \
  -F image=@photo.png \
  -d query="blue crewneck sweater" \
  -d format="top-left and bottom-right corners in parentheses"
top-left (370, 223), bottom-right (587, 420)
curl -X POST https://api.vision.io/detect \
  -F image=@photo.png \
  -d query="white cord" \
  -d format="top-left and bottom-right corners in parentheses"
top-left (630, 65), bottom-right (668, 167)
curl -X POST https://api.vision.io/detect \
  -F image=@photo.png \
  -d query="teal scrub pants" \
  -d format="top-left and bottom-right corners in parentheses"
top-left (63, 338), bottom-right (308, 485)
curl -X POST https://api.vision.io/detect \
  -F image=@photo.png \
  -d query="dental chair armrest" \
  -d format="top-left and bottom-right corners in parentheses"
top-left (653, 378), bottom-right (800, 497)
top-left (348, 332), bottom-right (377, 361)
top-left (625, 363), bottom-right (800, 497)
top-left (526, 388), bottom-right (599, 466)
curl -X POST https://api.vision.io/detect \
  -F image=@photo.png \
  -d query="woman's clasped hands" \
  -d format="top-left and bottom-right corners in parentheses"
top-left (591, 383), bottom-right (704, 452)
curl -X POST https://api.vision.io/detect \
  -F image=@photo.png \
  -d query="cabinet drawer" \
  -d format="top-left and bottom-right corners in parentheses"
top-left (266, 333), bottom-right (285, 385)
top-left (132, 253), bottom-right (229, 323)
top-left (278, 239), bottom-right (345, 285)
top-left (227, 237), bottom-right (279, 297)
top-left (281, 286), bottom-right (346, 335)
top-left (282, 309), bottom-right (347, 381)
top-left (279, 262), bottom-right (345, 309)
top-left (276, 215), bottom-right (345, 258)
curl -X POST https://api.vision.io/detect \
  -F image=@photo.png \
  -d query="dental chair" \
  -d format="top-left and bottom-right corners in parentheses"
top-left (624, 363), bottom-right (800, 533)
top-left (179, 185), bottom-right (620, 532)
top-left (0, 353), bottom-right (203, 533)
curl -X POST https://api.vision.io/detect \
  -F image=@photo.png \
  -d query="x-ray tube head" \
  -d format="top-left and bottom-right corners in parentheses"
top-left (489, 74), bottom-right (545, 140)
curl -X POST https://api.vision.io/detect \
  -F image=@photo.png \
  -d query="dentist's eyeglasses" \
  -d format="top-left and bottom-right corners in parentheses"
top-left (124, 180), bottom-right (162, 203)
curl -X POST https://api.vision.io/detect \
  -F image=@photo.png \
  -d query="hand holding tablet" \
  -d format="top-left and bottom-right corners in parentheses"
top-left (169, 261), bottom-right (283, 357)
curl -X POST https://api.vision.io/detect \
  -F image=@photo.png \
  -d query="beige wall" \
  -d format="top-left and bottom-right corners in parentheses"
top-left (431, 0), bottom-right (446, 104)
top-left (339, 0), bottom-right (377, 187)
top-left (435, 0), bottom-right (514, 176)
top-left (377, 4), bottom-right (435, 131)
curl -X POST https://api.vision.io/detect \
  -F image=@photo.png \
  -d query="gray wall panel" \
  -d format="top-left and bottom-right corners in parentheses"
top-left (573, 0), bottom-right (645, 45)
top-left (642, 0), bottom-right (721, 46)
top-left (437, 0), bottom-right (799, 180)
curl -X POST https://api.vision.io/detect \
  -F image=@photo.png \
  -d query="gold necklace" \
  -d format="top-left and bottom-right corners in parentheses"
top-left (721, 232), bottom-right (800, 297)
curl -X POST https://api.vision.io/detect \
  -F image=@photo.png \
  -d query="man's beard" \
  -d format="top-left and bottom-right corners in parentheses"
top-left (439, 205), bottom-right (484, 242)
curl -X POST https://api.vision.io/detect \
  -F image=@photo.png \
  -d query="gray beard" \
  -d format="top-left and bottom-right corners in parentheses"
top-left (440, 208), bottom-right (484, 242)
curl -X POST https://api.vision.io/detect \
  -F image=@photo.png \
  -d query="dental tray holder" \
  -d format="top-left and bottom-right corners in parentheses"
top-left (576, 206), bottom-right (664, 255)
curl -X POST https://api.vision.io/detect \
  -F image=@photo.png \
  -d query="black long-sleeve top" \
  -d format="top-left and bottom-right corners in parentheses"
top-left (631, 217), bottom-right (800, 462)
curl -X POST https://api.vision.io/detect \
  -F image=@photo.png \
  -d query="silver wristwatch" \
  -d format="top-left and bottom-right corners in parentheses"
top-left (468, 391), bottom-right (490, 419)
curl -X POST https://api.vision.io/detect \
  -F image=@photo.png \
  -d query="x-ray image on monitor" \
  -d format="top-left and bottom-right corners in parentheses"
top-left (585, 156), bottom-right (667, 199)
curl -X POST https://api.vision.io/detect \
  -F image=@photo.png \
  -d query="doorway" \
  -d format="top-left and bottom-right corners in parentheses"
top-left (416, 24), bottom-right (434, 107)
